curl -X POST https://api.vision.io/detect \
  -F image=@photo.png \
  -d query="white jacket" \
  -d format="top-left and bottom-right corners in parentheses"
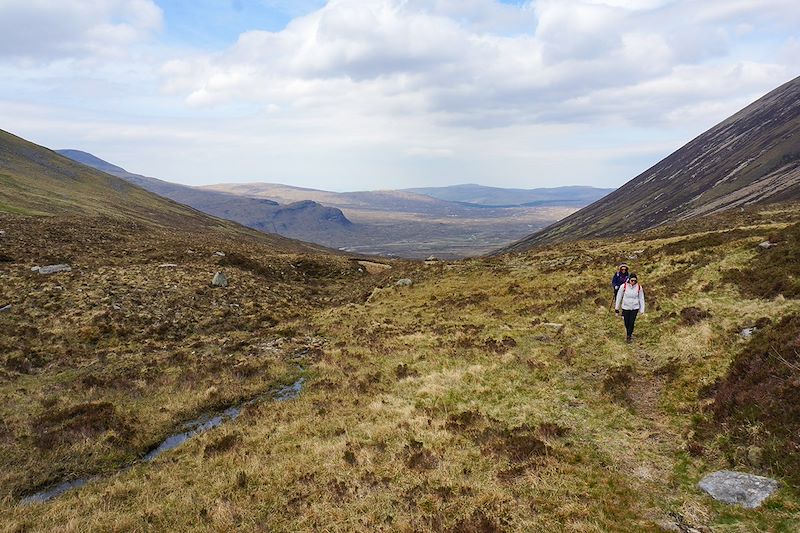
top-left (615, 281), bottom-right (645, 313)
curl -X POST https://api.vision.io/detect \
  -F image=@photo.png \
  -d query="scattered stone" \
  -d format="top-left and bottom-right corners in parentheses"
top-left (395, 278), bottom-right (413, 287)
top-left (0, 304), bottom-right (11, 313)
top-left (214, 251), bottom-right (226, 257)
top-left (740, 327), bottom-right (757, 338)
top-left (159, 263), bottom-right (178, 268)
top-left (542, 322), bottom-right (565, 332)
top-left (698, 470), bottom-right (778, 508)
top-left (30, 266), bottom-right (40, 272)
top-left (38, 264), bottom-right (72, 275)
top-left (212, 272), bottom-right (228, 287)
top-left (758, 241), bottom-right (777, 249)
top-left (0, 230), bottom-right (5, 236)
top-left (366, 287), bottom-right (383, 302)
top-left (112, 303), bottom-right (122, 311)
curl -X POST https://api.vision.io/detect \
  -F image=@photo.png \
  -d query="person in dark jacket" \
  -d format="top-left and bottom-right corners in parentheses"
top-left (611, 263), bottom-right (629, 302)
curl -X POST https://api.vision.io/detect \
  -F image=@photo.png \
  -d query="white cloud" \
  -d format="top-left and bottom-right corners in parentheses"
top-left (1, 0), bottom-right (798, 190)
top-left (0, 0), bottom-right (162, 60)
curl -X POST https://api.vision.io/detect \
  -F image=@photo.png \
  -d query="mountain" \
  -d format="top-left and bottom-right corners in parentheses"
top-left (404, 184), bottom-right (614, 207)
top-left (0, 129), bottom-right (336, 256)
top-left (56, 150), bottom-right (353, 243)
top-left (199, 182), bottom-right (589, 257)
top-left (502, 75), bottom-right (800, 252)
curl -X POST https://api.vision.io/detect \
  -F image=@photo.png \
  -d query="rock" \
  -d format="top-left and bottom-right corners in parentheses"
top-left (0, 230), bottom-right (5, 236)
top-left (0, 304), bottom-right (11, 313)
top-left (38, 264), bottom-right (72, 275)
top-left (698, 470), bottom-right (778, 508)
top-left (542, 322), bottom-right (565, 332)
top-left (395, 278), bottom-right (413, 287)
top-left (366, 287), bottom-right (384, 303)
top-left (426, 255), bottom-right (438, 261)
top-left (740, 327), bottom-right (757, 338)
top-left (159, 263), bottom-right (178, 268)
top-left (758, 241), bottom-right (777, 249)
top-left (30, 266), bottom-right (40, 272)
top-left (212, 272), bottom-right (228, 287)
top-left (214, 251), bottom-right (226, 257)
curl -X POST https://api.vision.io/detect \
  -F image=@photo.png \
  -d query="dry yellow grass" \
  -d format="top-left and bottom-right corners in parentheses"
top-left (2, 204), bottom-right (800, 532)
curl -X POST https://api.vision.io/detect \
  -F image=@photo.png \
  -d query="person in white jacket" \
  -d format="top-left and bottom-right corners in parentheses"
top-left (614, 273), bottom-right (645, 343)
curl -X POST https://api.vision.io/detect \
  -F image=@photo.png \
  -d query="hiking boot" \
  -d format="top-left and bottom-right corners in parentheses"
top-left (626, 336), bottom-right (632, 343)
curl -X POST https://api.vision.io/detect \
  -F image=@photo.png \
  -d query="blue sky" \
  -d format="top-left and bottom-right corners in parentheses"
top-left (0, 0), bottom-right (798, 191)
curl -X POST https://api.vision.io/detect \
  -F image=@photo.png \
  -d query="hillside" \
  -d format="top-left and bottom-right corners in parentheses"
top-left (502, 75), bottom-right (800, 251)
top-left (3, 199), bottom-right (799, 531)
top-left (405, 184), bottom-right (614, 207)
top-left (56, 150), bottom-right (354, 244)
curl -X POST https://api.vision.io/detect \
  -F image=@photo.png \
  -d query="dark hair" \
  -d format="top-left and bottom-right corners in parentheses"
top-left (629, 272), bottom-right (638, 280)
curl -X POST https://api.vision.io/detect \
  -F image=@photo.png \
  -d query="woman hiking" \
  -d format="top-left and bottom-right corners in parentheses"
top-left (611, 263), bottom-right (629, 303)
top-left (615, 273), bottom-right (645, 343)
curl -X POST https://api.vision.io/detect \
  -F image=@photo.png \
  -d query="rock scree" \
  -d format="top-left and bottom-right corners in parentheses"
top-left (698, 470), bottom-right (779, 508)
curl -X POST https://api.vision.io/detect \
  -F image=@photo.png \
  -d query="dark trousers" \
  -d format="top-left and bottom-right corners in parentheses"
top-left (622, 309), bottom-right (638, 338)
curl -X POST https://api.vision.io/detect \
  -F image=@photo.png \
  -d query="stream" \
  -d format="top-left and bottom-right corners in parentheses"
top-left (21, 377), bottom-right (305, 505)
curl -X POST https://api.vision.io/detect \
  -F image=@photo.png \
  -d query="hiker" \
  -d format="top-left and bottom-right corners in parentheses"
top-left (611, 263), bottom-right (629, 302)
top-left (615, 273), bottom-right (645, 343)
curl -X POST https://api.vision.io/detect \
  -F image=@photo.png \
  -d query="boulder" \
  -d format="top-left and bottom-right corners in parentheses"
top-left (698, 470), bottom-right (778, 508)
top-left (740, 327), bottom-right (757, 338)
top-left (38, 264), bottom-right (72, 275)
top-left (395, 278), bottom-right (413, 287)
top-left (0, 304), bottom-right (11, 313)
top-left (212, 272), bottom-right (228, 287)
top-left (758, 241), bottom-right (777, 249)
top-left (214, 251), bottom-right (226, 257)
top-left (159, 263), bottom-right (178, 268)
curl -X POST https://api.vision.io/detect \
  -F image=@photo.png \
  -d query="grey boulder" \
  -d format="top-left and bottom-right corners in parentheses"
top-left (38, 264), bottom-right (72, 275)
top-left (395, 278), bottom-right (413, 287)
top-left (698, 470), bottom-right (778, 508)
top-left (212, 272), bottom-right (228, 287)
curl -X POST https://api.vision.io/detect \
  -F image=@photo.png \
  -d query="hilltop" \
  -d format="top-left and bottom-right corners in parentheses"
top-left (503, 75), bottom-right (800, 251)
top-left (405, 184), bottom-right (613, 207)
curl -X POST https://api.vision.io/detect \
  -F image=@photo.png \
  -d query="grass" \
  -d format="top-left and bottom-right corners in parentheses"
top-left (1, 203), bottom-right (800, 531)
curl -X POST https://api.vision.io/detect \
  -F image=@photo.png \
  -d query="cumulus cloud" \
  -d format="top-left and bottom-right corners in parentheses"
top-left (159, 0), bottom-right (796, 130)
top-left (0, 0), bottom-right (162, 60)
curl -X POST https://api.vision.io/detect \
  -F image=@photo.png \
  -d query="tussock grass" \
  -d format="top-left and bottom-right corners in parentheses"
top-left (2, 204), bottom-right (800, 531)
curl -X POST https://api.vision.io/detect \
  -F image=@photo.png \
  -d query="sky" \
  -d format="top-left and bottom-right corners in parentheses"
top-left (0, 0), bottom-right (798, 191)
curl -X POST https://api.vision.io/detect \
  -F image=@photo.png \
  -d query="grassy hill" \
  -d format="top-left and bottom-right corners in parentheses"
top-left (3, 195), bottom-right (799, 531)
top-left (503, 75), bottom-right (800, 252)
top-left (57, 149), bottom-right (355, 242)
top-left (0, 129), bottom-right (335, 255)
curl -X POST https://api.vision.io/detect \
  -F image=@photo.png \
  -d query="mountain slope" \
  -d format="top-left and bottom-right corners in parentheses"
top-left (56, 150), bottom-right (353, 242)
top-left (502, 75), bottom-right (800, 252)
top-left (0, 130), bottom-right (333, 254)
top-left (405, 184), bottom-right (614, 207)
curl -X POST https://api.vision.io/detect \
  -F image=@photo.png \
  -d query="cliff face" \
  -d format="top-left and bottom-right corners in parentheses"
top-left (502, 76), bottom-right (800, 252)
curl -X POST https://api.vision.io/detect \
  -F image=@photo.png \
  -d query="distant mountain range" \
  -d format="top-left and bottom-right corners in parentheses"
top-left (56, 156), bottom-right (606, 258)
top-left (503, 75), bottom-right (800, 252)
top-left (0, 130), bottom-right (328, 254)
top-left (405, 184), bottom-right (614, 207)
top-left (56, 150), bottom-right (354, 243)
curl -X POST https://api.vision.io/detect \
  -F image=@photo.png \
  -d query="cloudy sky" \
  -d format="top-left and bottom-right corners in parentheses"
top-left (1, 0), bottom-right (797, 190)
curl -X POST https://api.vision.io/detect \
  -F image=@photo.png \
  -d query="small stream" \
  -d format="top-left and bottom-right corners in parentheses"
top-left (21, 377), bottom-right (305, 505)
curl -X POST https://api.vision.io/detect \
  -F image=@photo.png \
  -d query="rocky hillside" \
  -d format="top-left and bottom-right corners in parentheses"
top-left (57, 150), bottom-right (353, 244)
top-left (502, 75), bottom-right (800, 251)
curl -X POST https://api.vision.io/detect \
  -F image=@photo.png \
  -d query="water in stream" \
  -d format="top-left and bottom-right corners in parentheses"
top-left (21, 377), bottom-right (305, 505)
